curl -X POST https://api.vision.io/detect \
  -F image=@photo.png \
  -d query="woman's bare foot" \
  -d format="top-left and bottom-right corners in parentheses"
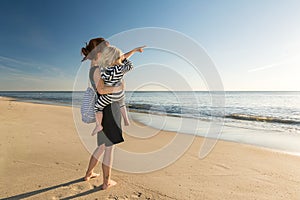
top-left (92, 125), bottom-right (103, 136)
top-left (84, 172), bottom-right (100, 181)
top-left (101, 180), bottom-right (117, 190)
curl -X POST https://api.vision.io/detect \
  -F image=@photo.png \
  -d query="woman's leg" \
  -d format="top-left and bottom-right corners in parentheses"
top-left (101, 145), bottom-right (117, 189)
top-left (84, 144), bottom-right (105, 181)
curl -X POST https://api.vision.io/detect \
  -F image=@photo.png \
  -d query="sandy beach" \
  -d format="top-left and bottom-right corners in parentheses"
top-left (1, 96), bottom-right (300, 200)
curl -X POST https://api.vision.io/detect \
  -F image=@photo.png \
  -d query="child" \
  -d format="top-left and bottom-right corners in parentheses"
top-left (92, 45), bottom-right (145, 135)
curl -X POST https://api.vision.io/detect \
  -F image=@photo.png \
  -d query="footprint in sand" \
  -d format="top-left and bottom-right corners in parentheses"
top-left (215, 163), bottom-right (230, 170)
top-left (67, 184), bottom-right (86, 192)
top-left (131, 191), bottom-right (143, 199)
top-left (106, 194), bottom-right (129, 200)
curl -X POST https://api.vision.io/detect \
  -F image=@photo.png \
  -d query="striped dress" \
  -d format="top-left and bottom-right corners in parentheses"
top-left (94, 58), bottom-right (133, 112)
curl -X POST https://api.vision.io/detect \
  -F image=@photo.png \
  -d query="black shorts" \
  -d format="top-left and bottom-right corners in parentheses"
top-left (97, 102), bottom-right (124, 147)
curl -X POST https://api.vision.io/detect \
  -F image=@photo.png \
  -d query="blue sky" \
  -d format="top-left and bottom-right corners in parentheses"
top-left (0, 0), bottom-right (300, 91)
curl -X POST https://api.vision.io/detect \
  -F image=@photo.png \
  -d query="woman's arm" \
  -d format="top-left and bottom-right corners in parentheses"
top-left (123, 45), bottom-right (146, 59)
top-left (96, 78), bottom-right (124, 95)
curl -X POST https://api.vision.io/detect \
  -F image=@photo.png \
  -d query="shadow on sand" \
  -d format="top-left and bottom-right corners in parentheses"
top-left (3, 178), bottom-right (104, 200)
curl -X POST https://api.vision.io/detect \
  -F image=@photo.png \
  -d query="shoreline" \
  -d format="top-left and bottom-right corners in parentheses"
top-left (1, 96), bottom-right (300, 199)
top-left (1, 96), bottom-right (300, 156)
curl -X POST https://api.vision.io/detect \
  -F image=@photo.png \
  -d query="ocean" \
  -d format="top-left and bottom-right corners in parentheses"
top-left (1, 91), bottom-right (300, 153)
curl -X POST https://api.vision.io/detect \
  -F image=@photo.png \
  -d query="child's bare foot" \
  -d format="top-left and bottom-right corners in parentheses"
top-left (92, 125), bottom-right (103, 136)
top-left (124, 119), bottom-right (130, 126)
top-left (101, 180), bottom-right (117, 190)
top-left (84, 172), bottom-right (100, 181)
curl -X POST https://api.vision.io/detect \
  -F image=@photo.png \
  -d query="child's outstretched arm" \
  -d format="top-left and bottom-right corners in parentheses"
top-left (123, 45), bottom-right (146, 59)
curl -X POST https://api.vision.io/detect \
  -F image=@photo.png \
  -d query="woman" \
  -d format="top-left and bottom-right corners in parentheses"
top-left (81, 37), bottom-right (124, 189)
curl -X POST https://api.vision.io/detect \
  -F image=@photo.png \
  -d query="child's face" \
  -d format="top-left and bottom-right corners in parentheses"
top-left (112, 54), bottom-right (124, 65)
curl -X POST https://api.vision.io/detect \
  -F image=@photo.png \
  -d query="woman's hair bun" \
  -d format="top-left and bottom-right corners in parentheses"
top-left (81, 38), bottom-right (107, 62)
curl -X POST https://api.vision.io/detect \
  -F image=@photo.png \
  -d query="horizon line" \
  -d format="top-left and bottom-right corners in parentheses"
top-left (0, 90), bottom-right (300, 92)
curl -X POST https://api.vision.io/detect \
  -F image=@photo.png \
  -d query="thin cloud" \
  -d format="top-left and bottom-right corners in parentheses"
top-left (248, 62), bottom-right (284, 72)
top-left (0, 55), bottom-right (66, 77)
top-left (0, 64), bottom-right (23, 73)
top-left (248, 55), bottom-right (300, 73)
top-left (12, 73), bottom-right (44, 82)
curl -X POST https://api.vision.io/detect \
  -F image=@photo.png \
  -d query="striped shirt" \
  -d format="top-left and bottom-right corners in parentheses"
top-left (100, 58), bottom-right (133, 87)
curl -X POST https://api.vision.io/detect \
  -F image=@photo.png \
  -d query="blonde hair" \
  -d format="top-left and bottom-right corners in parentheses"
top-left (99, 46), bottom-right (123, 68)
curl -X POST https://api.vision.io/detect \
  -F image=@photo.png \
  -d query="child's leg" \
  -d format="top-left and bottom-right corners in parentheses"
top-left (118, 97), bottom-right (130, 126)
top-left (92, 111), bottom-right (103, 136)
top-left (120, 106), bottom-right (130, 126)
top-left (93, 94), bottom-right (110, 136)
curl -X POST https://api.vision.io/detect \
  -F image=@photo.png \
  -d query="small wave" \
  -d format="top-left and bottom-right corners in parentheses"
top-left (127, 103), bottom-right (215, 122)
top-left (128, 103), bottom-right (182, 114)
top-left (226, 114), bottom-right (300, 125)
top-left (128, 103), bottom-right (153, 110)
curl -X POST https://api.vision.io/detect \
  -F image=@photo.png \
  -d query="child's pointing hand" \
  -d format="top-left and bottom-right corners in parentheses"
top-left (134, 45), bottom-right (146, 53)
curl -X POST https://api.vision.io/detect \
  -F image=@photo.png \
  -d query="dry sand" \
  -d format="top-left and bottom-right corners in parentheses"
top-left (1, 97), bottom-right (300, 200)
